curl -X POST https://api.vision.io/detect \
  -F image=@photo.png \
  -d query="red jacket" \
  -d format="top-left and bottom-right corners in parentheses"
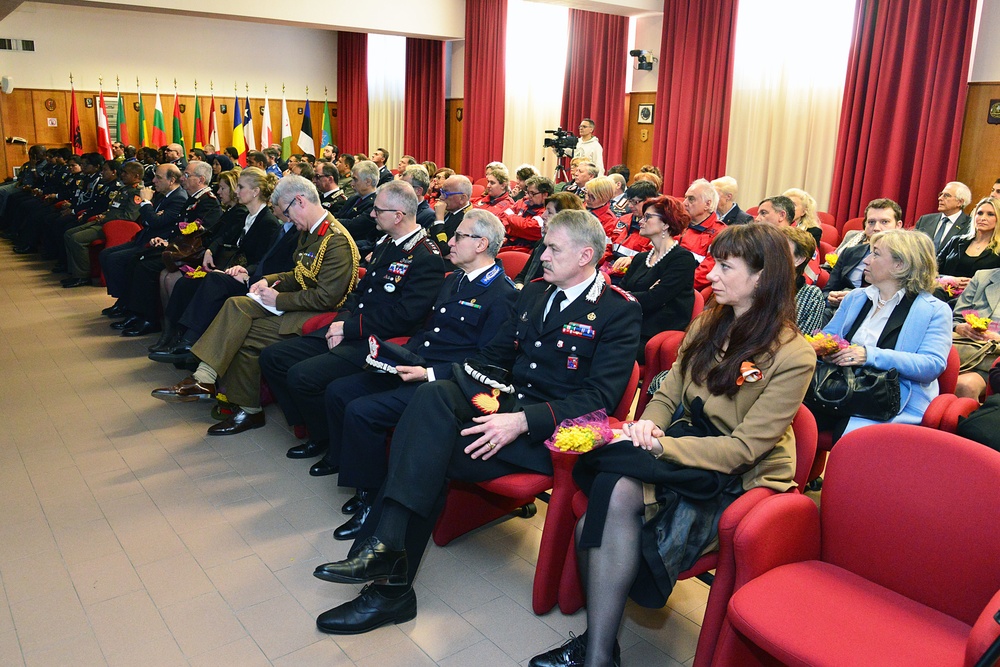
top-left (504, 199), bottom-right (546, 249)
top-left (588, 202), bottom-right (618, 239)
top-left (473, 191), bottom-right (516, 228)
top-left (678, 212), bottom-right (726, 290)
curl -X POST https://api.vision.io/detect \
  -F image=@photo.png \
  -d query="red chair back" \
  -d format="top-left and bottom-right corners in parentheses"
top-left (636, 330), bottom-right (686, 417)
top-left (745, 206), bottom-right (758, 218)
top-left (102, 219), bottom-right (142, 247)
top-left (939, 345), bottom-right (960, 395)
top-left (473, 177), bottom-right (489, 187)
top-left (691, 289), bottom-right (705, 321)
top-left (612, 362), bottom-right (640, 421)
top-left (817, 211), bottom-right (836, 227)
top-left (790, 405), bottom-right (818, 492)
top-left (841, 216), bottom-right (864, 235)
top-left (819, 241), bottom-right (835, 257)
top-left (496, 250), bottom-right (530, 277)
top-left (820, 223), bottom-right (839, 247)
top-left (700, 284), bottom-right (715, 306)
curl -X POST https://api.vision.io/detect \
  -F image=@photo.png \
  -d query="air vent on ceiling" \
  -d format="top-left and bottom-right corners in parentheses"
top-left (0, 39), bottom-right (35, 52)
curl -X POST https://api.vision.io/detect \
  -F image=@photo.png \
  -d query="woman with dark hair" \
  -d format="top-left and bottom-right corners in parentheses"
top-left (531, 224), bottom-right (815, 667)
top-left (618, 195), bottom-right (697, 361)
top-left (473, 165), bottom-right (516, 225)
top-left (514, 192), bottom-right (585, 287)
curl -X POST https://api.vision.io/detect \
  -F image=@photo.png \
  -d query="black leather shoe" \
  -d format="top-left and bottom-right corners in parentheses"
top-left (529, 633), bottom-right (620, 667)
top-left (309, 459), bottom-right (339, 477)
top-left (110, 315), bottom-right (139, 330)
top-left (206, 409), bottom-right (265, 436)
top-left (316, 584), bottom-right (416, 635)
top-left (147, 345), bottom-right (194, 363)
top-left (341, 492), bottom-right (363, 514)
top-left (102, 302), bottom-right (126, 317)
top-left (122, 319), bottom-right (161, 337)
top-left (333, 500), bottom-right (371, 541)
top-left (313, 536), bottom-right (407, 585)
top-left (62, 277), bottom-right (91, 288)
top-left (286, 440), bottom-right (326, 459)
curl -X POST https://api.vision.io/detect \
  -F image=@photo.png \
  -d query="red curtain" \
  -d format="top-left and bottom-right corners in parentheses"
top-left (337, 31), bottom-right (369, 155)
top-left (652, 0), bottom-right (738, 197)
top-left (560, 9), bottom-right (628, 169)
top-left (404, 38), bottom-right (446, 167)
top-left (828, 0), bottom-right (977, 225)
top-left (461, 0), bottom-right (507, 178)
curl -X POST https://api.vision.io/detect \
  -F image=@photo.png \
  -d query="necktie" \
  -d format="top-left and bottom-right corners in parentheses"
top-left (545, 290), bottom-right (566, 324)
top-left (933, 215), bottom-right (950, 248)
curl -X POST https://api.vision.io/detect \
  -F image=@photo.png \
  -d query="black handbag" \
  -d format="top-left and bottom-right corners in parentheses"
top-left (804, 361), bottom-right (901, 422)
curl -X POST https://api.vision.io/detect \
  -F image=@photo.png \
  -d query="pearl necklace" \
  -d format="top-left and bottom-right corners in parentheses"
top-left (646, 242), bottom-right (676, 268)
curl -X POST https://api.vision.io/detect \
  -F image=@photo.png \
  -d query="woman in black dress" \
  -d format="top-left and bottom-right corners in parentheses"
top-left (619, 195), bottom-right (698, 362)
top-left (937, 196), bottom-right (1000, 292)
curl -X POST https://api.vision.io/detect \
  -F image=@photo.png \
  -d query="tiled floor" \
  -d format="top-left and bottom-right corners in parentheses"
top-left (0, 248), bottom-right (705, 666)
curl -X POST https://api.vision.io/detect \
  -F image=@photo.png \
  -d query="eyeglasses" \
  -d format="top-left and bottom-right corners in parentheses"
top-left (525, 190), bottom-right (542, 197)
top-left (372, 205), bottom-right (402, 216)
top-left (938, 192), bottom-right (956, 199)
top-left (643, 213), bottom-right (664, 221)
top-left (452, 231), bottom-right (482, 242)
top-left (439, 190), bottom-right (463, 198)
top-left (283, 195), bottom-right (299, 219)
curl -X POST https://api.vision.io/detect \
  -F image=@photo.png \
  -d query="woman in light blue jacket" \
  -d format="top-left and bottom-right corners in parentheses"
top-left (820, 229), bottom-right (952, 436)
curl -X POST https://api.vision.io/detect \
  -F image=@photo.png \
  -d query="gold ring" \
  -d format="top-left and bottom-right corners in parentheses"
top-left (488, 442), bottom-right (496, 450)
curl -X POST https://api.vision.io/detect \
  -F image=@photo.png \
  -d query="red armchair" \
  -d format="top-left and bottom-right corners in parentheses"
top-left (91, 219), bottom-right (142, 286)
top-left (714, 424), bottom-right (1000, 667)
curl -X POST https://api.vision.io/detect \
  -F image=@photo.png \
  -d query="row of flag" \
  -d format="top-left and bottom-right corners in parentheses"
top-left (67, 82), bottom-right (334, 168)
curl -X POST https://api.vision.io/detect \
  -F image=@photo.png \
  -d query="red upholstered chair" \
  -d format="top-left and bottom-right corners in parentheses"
top-left (558, 405), bottom-right (818, 667)
top-left (713, 424), bottom-right (1000, 667)
top-left (93, 219), bottom-right (142, 287)
top-left (841, 215), bottom-right (864, 235)
top-left (473, 177), bottom-right (489, 187)
top-left (497, 249), bottom-right (530, 277)
top-left (471, 184), bottom-right (485, 199)
top-left (819, 241), bottom-right (835, 258)
top-left (817, 211), bottom-right (836, 228)
top-left (636, 330), bottom-right (686, 417)
top-left (431, 361), bottom-right (641, 615)
top-left (745, 206), bottom-right (758, 218)
top-left (819, 223), bottom-right (839, 247)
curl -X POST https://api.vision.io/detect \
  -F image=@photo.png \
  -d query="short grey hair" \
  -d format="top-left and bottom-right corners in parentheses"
top-left (947, 181), bottom-right (972, 208)
top-left (546, 209), bottom-right (606, 267)
top-left (690, 178), bottom-right (720, 211)
top-left (401, 166), bottom-right (430, 196)
top-left (377, 180), bottom-right (419, 217)
top-left (464, 209), bottom-right (504, 257)
top-left (353, 160), bottom-right (380, 189)
top-left (187, 160), bottom-right (213, 184)
top-left (271, 173), bottom-right (320, 206)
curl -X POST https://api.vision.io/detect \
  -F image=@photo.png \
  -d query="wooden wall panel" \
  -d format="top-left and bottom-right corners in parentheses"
top-left (31, 91), bottom-right (68, 145)
top-left (623, 91), bottom-right (656, 186)
top-left (445, 98), bottom-right (463, 174)
top-left (957, 83), bottom-right (1000, 203)
top-left (0, 89), bottom-right (37, 177)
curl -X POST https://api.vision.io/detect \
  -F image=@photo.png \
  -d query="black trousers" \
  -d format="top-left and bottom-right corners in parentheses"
top-left (258, 332), bottom-right (368, 443)
top-left (121, 249), bottom-right (165, 320)
top-left (99, 239), bottom-right (145, 298)
top-left (177, 271), bottom-right (250, 340)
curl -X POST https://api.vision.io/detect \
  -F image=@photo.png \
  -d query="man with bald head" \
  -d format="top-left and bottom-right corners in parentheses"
top-left (430, 174), bottom-right (473, 257)
top-left (163, 143), bottom-right (187, 170)
top-left (680, 178), bottom-right (726, 290)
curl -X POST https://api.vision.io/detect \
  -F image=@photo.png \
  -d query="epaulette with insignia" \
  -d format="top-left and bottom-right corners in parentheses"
top-left (417, 235), bottom-right (441, 255)
top-left (479, 264), bottom-right (502, 285)
top-left (609, 284), bottom-right (638, 302)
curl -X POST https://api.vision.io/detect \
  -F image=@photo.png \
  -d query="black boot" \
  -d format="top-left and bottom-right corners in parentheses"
top-left (148, 320), bottom-right (177, 353)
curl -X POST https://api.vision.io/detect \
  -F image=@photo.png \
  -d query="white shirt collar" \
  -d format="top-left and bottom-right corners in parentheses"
top-left (308, 215), bottom-right (327, 234)
top-left (554, 271), bottom-right (598, 307)
top-left (463, 263), bottom-right (494, 282)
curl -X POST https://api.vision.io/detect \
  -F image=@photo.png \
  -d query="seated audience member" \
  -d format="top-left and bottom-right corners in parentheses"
top-left (607, 164), bottom-right (631, 204)
top-left (399, 166), bottom-right (436, 230)
top-left (426, 167), bottom-right (454, 207)
top-left (606, 180), bottom-right (660, 266)
top-left (246, 151), bottom-right (267, 170)
top-left (559, 157), bottom-right (587, 193)
top-left (935, 196), bottom-right (1000, 293)
top-left (421, 161), bottom-right (437, 178)
top-left (14, 152), bottom-right (102, 255)
top-left (565, 161), bottom-right (598, 199)
top-left (335, 153), bottom-right (356, 198)
top-left (680, 178), bottom-right (726, 290)
top-left (780, 226), bottom-right (826, 334)
top-left (950, 268), bottom-right (1000, 400)
top-left (371, 147), bottom-right (393, 185)
top-left (430, 175), bottom-right (473, 257)
top-left (336, 160), bottom-right (380, 253)
top-left (823, 198), bottom-right (904, 310)
top-left (756, 194), bottom-right (822, 285)
top-left (607, 173), bottom-right (629, 218)
top-left (259, 180), bottom-right (445, 457)
top-left (583, 176), bottom-right (618, 240)
top-left (310, 212), bottom-right (517, 543)
top-left (150, 168), bottom-right (280, 358)
top-left (991, 178), bottom-right (1000, 200)
top-left (783, 188), bottom-right (823, 246)
top-left (164, 143), bottom-right (186, 170)
top-left (473, 165), bottom-right (516, 226)
top-left (818, 229), bottom-right (950, 439)
top-left (296, 162), bottom-right (315, 182)
top-left (188, 148), bottom-right (207, 163)
top-left (310, 209), bottom-right (641, 635)
top-left (504, 175), bottom-right (553, 251)
top-left (395, 155), bottom-right (417, 177)
top-left (263, 147), bottom-right (283, 178)
top-left (150, 175), bottom-right (359, 435)
top-left (62, 161), bottom-right (145, 288)
top-left (321, 144), bottom-right (336, 161)
top-left (631, 171), bottom-right (662, 193)
top-left (712, 175), bottom-right (754, 225)
top-left (531, 223), bottom-right (814, 667)
top-left (914, 181), bottom-right (972, 253)
top-left (45, 157), bottom-right (118, 266)
top-left (314, 161), bottom-right (348, 213)
top-left (515, 192), bottom-right (586, 286)
top-left (617, 195), bottom-right (697, 361)
top-left (510, 164), bottom-right (539, 201)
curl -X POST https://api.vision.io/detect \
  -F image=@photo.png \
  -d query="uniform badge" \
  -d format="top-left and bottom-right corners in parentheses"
top-left (587, 312), bottom-right (596, 321)
top-left (556, 340), bottom-right (564, 348)
top-left (471, 389), bottom-right (502, 414)
top-left (384, 282), bottom-right (396, 293)
top-left (567, 355), bottom-right (579, 370)
top-left (520, 312), bottom-right (528, 322)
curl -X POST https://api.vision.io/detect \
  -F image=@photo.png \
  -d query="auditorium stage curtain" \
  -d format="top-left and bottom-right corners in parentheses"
top-left (502, 0), bottom-right (568, 176)
top-left (368, 34), bottom-right (406, 169)
top-left (404, 38), bottom-right (446, 167)
top-left (462, 0), bottom-right (507, 179)
top-left (337, 32), bottom-right (369, 155)
top-left (828, 0), bottom-right (977, 225)
top-left (652, 0), bottom-right (738, 197)
top-left (560, 9), bottom-right (628, 170)
top-left (725, 0), bottom-right (854, 210)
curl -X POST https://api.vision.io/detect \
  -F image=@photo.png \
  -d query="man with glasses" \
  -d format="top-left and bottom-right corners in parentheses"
top-left (150, 174), bottom-right (359, 435)
top-left (315, 161), bottom-right (347, 213)
top-left (399, 166), bottom-right (436, 229)
top-left (337, 160), bottom-right (381, 253)
top-left (606, 179), bottom-right (660, 268)
top-left (572, 118), bottom-right (604, 175)
top-left (258, 180), bottom-right (445, 460)
top-left (430, 174), bottom-right (473, 256)
top-left (505, 175), bottom-right (554, 251)
top-left (163, 143), bottom-right (186, 170)
top-left (914, 181), bottom-right (972, 253)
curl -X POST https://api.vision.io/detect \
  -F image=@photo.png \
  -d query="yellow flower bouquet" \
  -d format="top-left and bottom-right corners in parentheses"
top-left (545, 409), bottom-right (614, 455)
top-left (804, 331), bottom-right (849, 356)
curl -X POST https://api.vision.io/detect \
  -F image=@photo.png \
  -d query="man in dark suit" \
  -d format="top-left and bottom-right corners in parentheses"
top-left (712, 176), bottom-right (754, 225)
top-left (914, 181), bottom-right (972, 253)
top-left (399, 166), bottom-right (436, 230)
top-left (310, 209), bottom-right (642, 635)
top-left (259, 180), bottom-right (446, 461)
top-left (371, 147), bottom-right (393, 185)
top-left (99, 163), bottom-right (188, 319)
top-left (335, 161), bottom-right (379, 252)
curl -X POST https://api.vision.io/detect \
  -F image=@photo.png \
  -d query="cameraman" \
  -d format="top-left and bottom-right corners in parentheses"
top-left (573, 118), bottom-right (604, 175)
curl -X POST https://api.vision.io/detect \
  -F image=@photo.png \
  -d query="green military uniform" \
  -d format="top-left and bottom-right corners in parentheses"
top-left (190, 214), bottom-right (359, 408)
top-left (63, 183), bottom-right (143, 280)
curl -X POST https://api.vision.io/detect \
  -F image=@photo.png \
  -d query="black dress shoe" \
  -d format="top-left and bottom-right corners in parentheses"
top-left (341, 492), bottom-right (363, 514)
top-left (313, 536), bottom-right (407, 585)
top-left (316, 584), bottom-right (416, 635)
top-left (62, 278), bottom-right (91, 288)
top-left (122, 319), bottom-right (161, 337)
top-left (147, 346), bottom-right (194, 364)
top-left (333, 500), bottom-right (371, 541)
top-left (529, 632), bottom-right (621, 667)
top-left (206, 409), bottom-right (265, 436)
top-left (309, 459), bottom-right (339, 477)
top-left (286, 440), bottom-right (326, 459)
top-left (110, 315), bottom-right (139, 330)
top-left (102, 302), bottom-right (125, 317)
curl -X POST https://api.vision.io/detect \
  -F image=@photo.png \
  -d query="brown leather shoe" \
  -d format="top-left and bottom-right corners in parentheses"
top-left (151, 376), bottom-right (216, 403)
top-left (207, 409), bottom-right (265, 436)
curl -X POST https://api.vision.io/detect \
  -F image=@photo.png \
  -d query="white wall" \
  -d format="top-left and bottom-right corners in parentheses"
top-left (0, 2), bottom-right (338, 98)
top-left (446, 40), bottom-right (465, 99)
top-left (630, 14), bottom-right (662, 93)
top-left (971, 0), bottom-right (1000, 81)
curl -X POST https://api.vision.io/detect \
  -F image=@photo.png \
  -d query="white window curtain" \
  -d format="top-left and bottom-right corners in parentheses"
top-left (368, 34), bottom-right (406, 166)
top-left (502, 0), bottom-right (569, 178)
top-left (725, 0), bottom-right (855, 211)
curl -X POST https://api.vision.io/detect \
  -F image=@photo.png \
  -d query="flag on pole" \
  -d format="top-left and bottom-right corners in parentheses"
top-left (171, 93), bottom-right (185, 153)
top-left (138, 87), bottom-right (149, 147)
top-left (96, 89), bottom-right (113, 159)
top-left (243, 95), bottom-right (256, 152)
top-left (261, 94), bottom-right (273, 149)
top-left (151, 91), bottom-right (167, 147)
top-left (280, 94), bottom-right (292, 160)
top-left (321, 94), bottom-right (332, 149)
top-left (232, 95), bottom-right (246, 167)
top-left (69, 85), bottom-right (82, 156)
top-left (116, 90), bottom-right (130, 147)
top-left (298, 98), bottom-right (315, 156)
top-left (207, 94), bottom-right (219, 150)
top-left (193, 95), bottom-right (205, 149)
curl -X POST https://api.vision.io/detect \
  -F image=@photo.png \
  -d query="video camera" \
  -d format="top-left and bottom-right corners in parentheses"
top-left (543, 127), bottom-right (578, 157)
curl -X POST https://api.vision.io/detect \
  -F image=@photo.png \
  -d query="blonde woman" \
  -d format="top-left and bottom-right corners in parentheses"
top-left (937, 196), bottom-right (1000, 290)
top-left (783, 187), bottom-right (823, 246)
